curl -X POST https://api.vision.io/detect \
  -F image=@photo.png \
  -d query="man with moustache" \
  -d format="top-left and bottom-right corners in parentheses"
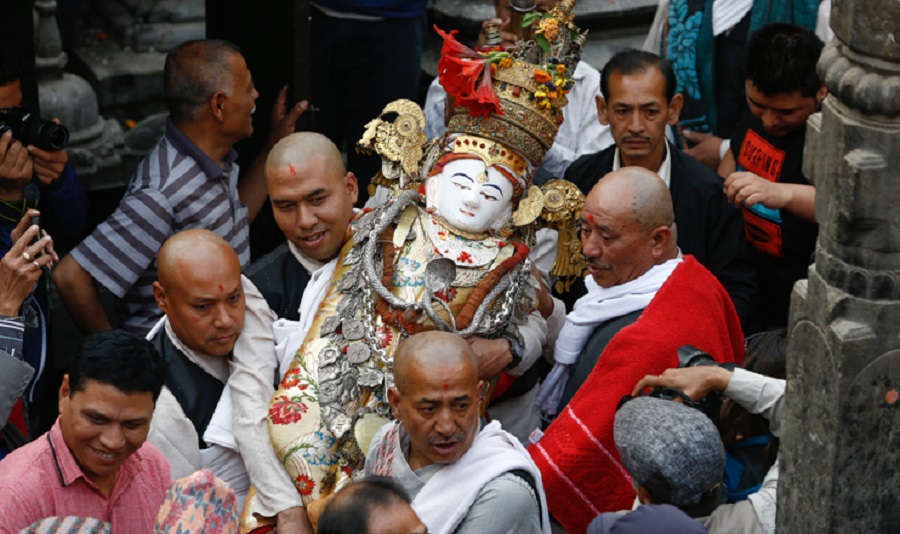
top-left (530, 167), bottom-right (744, 533)
top-left (366, 331), bottom-right (550, 534)
top-left (564, 49), bottom-right (756, 329)
top-left (145, 229), bottom-right (253, 509)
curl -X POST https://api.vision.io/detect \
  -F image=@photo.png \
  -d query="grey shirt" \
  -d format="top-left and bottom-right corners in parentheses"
top-left (71, 118), bottom-right (250, 334)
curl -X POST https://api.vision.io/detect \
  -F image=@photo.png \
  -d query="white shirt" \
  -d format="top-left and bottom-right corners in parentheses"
top-left (611, 142), bottom-right (673, 188)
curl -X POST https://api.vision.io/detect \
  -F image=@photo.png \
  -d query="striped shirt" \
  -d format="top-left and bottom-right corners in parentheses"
top-left (0, 418), bottom-right (172, 534)
top-left (70, 118), bottom-right (251, 334)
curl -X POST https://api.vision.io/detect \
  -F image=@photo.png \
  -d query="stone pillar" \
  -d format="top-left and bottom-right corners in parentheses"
top-left (778, 1), bottom-right (900, 532)
top-left (34, 0), bottom-right (124, 189)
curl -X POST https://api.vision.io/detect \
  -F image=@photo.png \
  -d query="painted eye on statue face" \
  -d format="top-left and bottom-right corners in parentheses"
top-left (451, 177), bottom-right (473, 191)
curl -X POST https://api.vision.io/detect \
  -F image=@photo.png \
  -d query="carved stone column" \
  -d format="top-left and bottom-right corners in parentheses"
top-left (778, 1), bottom-right (900, 531)
top-left (34, 0), bottom-right (124, 188)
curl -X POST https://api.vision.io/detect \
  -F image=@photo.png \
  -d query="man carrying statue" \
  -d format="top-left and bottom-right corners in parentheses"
top-left (241, 1), bottom-right (586, 529)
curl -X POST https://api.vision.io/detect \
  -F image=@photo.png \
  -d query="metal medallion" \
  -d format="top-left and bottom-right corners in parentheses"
top-left (346, 342), bottom-right (371, 365)
top-left (336, 271), bottom-right (358, 292)
top-left (336, 293), bottom-right (361, 320)
top-left (358, 370), bottom-right (383, 388)
top-left (320, 316), bottom-right (341, 337)
top-left (319, 346), bottom-right (341, 367)
top-left (343, 319), bottom-right (365, 341)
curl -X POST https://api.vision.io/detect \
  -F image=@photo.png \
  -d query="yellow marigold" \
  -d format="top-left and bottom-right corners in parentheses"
top-left (534, 70), bottom-right (552, 83)
top-left (556, 64), bottom-right (566, 74)
top-left (541, 100), bottom-right (553, 109)
top-left (499, 57), bottom-right (513, 69)
top-left (554, 78), bottom-right (566, 87)
top-left (538, 18), bottom-right (559, 41)
top-left (535, 91), bottom-right (547, 98)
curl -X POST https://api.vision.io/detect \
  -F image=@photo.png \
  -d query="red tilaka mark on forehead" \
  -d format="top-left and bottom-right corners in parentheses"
top-left (588, 213), bottom-right (595, 224)
top-left (443, 383), bottom-right (450, 391)
top-left (288, 164), bottom-right (297, 176)
top-left (218, 283), bottom-right (224, 292)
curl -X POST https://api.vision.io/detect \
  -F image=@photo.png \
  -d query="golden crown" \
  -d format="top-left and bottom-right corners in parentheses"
top-left (438, 0), bottom-right (585, 167)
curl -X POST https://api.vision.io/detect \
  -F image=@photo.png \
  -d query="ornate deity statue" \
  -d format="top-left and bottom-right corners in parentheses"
top-left (263, 0), bottom-right (586, 510)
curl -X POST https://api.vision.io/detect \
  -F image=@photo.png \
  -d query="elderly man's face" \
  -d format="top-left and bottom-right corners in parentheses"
top-left (269, 154), bottom-right (358, 262)
top-left (220, 53), bottom-right (259, 142)
top-left (580, 189), bottom-right (658, 288)
top-left (154, 249), bottom-right (245, 357)
top-left (58, 377), bottom-right (155, 494)
top-left (599, 68), bottom-right (681, 168)
top-left (389, 355), bottom-right (483, 471)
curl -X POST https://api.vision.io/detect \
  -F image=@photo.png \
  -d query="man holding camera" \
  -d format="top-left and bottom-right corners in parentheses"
top-left (529, 167), bottom-right (745, 533)
top-left (0, 64), bottom-right (86, 444)
top-left (604, 364), bottom-right (783, 534)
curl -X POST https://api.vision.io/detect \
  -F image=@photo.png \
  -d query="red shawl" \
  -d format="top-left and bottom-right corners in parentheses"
top-left (528, 256), bottom-right (745, 533)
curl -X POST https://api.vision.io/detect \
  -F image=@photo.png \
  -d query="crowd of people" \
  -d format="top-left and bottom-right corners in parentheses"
top-left (0, 0), bottom-right (828, 532)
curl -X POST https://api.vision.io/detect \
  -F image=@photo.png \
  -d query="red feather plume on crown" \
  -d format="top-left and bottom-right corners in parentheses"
top-left (434, 26), bottom-right (503, 118)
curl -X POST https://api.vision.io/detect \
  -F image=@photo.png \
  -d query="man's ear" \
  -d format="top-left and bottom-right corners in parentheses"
top-left (596, 95), bottom-right (610, 125)
top-left (152, 281), bottom-right (168, 313)
top-left (210, 92), bottom-right (226, 121)
top-left (667, 93), bottom-right (684, 125)
top-left (815, 83), bottom-right (827, 107)
top-left (387, 387), bottom-right (401, 419)
top-left (650, 225), bottom-right (672, 258)
top-left (345, 171), bottom-right (359, 205)
top-left (58, 374), bottom-right (70, 413)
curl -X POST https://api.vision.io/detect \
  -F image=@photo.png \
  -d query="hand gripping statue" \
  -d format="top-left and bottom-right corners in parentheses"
top-left (262, 0), bottom-right (586, 516)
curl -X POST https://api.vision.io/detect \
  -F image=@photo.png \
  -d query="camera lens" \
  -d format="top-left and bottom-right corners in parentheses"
top-left (20, 118), bottom-right (69, 151)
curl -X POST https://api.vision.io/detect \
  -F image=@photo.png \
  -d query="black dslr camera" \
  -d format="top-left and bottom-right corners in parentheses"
top-left (648, 345), bottom-right (736, 426)
top-left (0, 107), bottom-right (69, 152)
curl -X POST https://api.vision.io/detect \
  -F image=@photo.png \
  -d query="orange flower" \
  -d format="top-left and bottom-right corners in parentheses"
top-left (548, 91), bottom-right (558, 99)
top-left (490, 63), bottom-right (498, 75)
top-left (499, 57), bottom-right (513, 69)
top-left (538, 18), bottom-right (559, 40)
top-left (534, 70), bottom-right (552, 83)
top-left (556, 64), bottom-right (566, 74)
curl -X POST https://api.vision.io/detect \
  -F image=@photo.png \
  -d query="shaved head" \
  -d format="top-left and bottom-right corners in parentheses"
top-left (157, 229), bottom-right (238, 288)
top-left (393, 331), bottom-right (478, 394)
top-left (388, 331), bottom-right (483, 470)
top-left (154, 229), bottom-right (244, 356)
top-left (266, 132), bottom-right (358, 262)
top-left (580, 167), bottom-right (676, 287)
top-left (588, 166), bottom-right (674, 233)
top-left (266, 132), bottom-right (345, 179)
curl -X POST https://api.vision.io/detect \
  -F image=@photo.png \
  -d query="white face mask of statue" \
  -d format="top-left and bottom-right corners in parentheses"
top-left (427, 158), bottom-right (515, 235)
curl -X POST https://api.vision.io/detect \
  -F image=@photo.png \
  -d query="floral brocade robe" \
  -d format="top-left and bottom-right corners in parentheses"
top-left (266, 206), bottom-right (530, 504)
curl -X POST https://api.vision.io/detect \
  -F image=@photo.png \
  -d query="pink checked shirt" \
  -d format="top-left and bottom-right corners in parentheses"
top-left (0, 418), bottom-right (172, 533)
